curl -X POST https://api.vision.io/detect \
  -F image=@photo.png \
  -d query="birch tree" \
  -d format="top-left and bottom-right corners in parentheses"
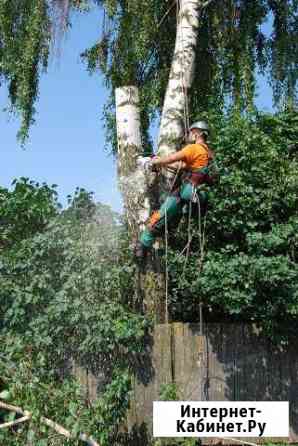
top-left (2, 0), bottom-right (296, 320)
top-left (115, 0), bottom-right (205, 321)
top-left (158, 0), bottom-right (201, 157)
top-left (115, 85), bottom-right (166, 321)
top-left (1, 3), bottom-right (298, 444)
top-left (1, 0), bottom-right (297, 144)
top-left (115, 86), bottom-right (150, 240)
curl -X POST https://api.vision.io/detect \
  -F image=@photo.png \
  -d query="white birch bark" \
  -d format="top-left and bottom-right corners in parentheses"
top-left (115, 86), bottom-right (151, 240)
top-left (116, 86), bottom-right (165, 323)
top-left (158, 0), bottom-right (201, 157)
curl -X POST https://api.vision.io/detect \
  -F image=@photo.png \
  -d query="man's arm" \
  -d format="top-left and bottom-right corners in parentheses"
top-left (152, 150), bottom-right (185, 167)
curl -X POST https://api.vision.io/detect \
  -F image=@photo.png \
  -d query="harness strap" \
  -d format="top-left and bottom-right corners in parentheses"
top-left (182, 166), bottom-right (210, 186)
top-left (181, 143), bottom-right (214, 186)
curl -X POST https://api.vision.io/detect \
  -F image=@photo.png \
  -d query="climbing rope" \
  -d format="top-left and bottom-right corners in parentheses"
top-left (163, 161), bottom-right (183, 324)
top-left (194, 187), bottom-right (208, 272)
top-left (179, 187), bottom-right (207, 264)
top-left (162, 0), bottom-right (211, 322)
top-left (157, 0), bottom-right (177, 29)
top-left (182, 188), bottom-right (193, 276)
top-left (163, 0), bottom-right (191, 322)
top-left (176, 184), bottom-right (208, 324)
top-left (165, 207), bottom-right (169, 324)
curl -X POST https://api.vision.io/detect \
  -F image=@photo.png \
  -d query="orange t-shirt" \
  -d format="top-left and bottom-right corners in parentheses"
top-left (180, 143), bottom-right (209, 170)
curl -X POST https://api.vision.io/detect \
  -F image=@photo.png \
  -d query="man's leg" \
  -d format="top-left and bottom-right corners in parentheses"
top-left (135, 182), bottom-right (209, 260)
top-left (180, 182), bottom-right (208, 219)
top-left (137, 192), bottom-right (182, 254)
top-left (138, 182), bottom-right (195, 251)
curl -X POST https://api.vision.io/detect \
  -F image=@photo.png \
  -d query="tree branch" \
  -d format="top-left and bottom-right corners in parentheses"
top-left (0, 400), bottom-right (100, 446)
top-left (0, 415), bottom-right (31, 429)
top-left (218, 437), bottom-right (258, 446)
top-left (0, 401), bottom-right (24, 415)
top-left (202, 0), bottom-right (216, 8)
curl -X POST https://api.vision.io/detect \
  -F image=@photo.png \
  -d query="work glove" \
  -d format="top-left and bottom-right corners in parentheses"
top-left (137, 156), bottom-right (159, 173)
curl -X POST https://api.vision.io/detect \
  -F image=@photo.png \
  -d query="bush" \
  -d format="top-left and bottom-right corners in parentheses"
top-left (0, 186), bottom-right (148, 445)
top-left (169, 110), bottom-right (298, 342)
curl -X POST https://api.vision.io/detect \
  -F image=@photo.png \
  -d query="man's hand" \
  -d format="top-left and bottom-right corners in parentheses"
top-left (150, 157), bottom-right (160, 171)
top-left (137, 156), bottom-right (160, 173)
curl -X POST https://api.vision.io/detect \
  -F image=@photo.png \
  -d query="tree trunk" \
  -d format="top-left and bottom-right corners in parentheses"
top-left (158, 0), bottom-right (201, 157)
top-left (152, 0), bottom-right (202, 322)
top-left (116, 86), bottom-right (150, 240)
top-left (116, 86), bottom-right (165, 323)
top-left (116, 2), bottom-right (203, 323)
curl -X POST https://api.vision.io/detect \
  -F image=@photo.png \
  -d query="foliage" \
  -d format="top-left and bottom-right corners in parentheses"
top-left (1, 0), bottom-right (297, 144)
top-left (153, 436), bottom-right (199, 446)
top-left (168, 108), bottom-right (298, 342)
top-left (159, 383), bottom-right (179, 402)
top-left (0, 348), bottom-right (132, 445)
top-left (153, 383), bottom-right (198, 446)
top-left (0, 178), bottom-right (59, 248)
top-left (1, 1), bottom-right (298, 441)
top-left (0, 0), bottom-right (87, 144)
top-left (0, 184), bottom-right (149, 444)
top-left (0, 0), bottom-right (51, 143)
top-left (1, 109), bottom-right (297, 442)
top-left (83, 0), bottom-right (298, 153)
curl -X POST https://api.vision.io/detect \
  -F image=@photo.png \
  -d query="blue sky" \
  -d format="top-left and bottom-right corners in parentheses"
top-left (1, 8), bottom-right (122, 210)
top-left (1, 8), bottom-right (274, 212)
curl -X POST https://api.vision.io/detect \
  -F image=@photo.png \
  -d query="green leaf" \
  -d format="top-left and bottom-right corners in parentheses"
top-left (0, 390), bottom-right (11, 400)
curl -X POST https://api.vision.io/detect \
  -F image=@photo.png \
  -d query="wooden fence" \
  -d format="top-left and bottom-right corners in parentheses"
top-left (74, 323), bottom-right (298, 444)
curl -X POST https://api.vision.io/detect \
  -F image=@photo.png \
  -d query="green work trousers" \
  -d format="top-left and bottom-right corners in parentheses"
top-left (140, 181), bottom-right (207, 248)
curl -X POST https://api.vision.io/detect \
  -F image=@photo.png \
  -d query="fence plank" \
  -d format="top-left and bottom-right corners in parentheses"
top-left (74, 323), bottom-right (298, 444)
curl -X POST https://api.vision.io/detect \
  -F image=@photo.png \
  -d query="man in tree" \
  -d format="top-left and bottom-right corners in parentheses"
top-left (135, 121), bottom-right (215, 261)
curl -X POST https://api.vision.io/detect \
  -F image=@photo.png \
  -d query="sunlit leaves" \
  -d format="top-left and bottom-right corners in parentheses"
top-left (168, 110), bottom-right (298, 342)
top-left (1, 0), bottom-right (297, 143)
top-left (0, 184), bottom-right (147, 445)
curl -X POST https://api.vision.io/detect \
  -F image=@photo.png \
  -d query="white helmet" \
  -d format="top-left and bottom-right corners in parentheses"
top-left (189, 120), bottom-right (209, 133)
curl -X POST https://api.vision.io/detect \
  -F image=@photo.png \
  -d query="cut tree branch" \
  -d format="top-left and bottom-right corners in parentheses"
top-left (0, 400), bottom-right (100, 446)
top-left (0, 401), bottom-right (24, 415)
top-left (218, 436), bottom-right (258, 446)
top-left (0, 414), bottom-right (31, 429)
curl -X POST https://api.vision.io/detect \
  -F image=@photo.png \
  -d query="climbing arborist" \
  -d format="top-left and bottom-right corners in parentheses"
top-left (134, 120), bottom-right (215, 261)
